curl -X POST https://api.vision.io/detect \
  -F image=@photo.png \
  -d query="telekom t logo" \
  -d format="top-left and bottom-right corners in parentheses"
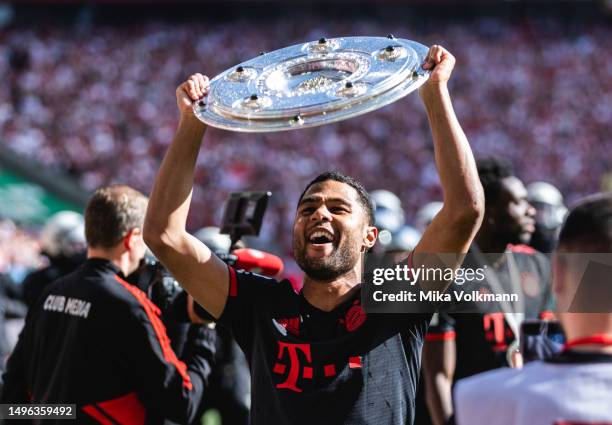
top-left (483, 312), bottom-right (513, 351)
top-left (273, 342), bottom-right (313, 393)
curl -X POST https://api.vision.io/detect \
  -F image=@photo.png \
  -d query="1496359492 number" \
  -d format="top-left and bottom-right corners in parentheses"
top-left (0, 404), bottom-right (76, 419)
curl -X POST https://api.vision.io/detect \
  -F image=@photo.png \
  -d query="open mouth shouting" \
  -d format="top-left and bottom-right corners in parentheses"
top-left (306, 227), bottom-right (337, 257)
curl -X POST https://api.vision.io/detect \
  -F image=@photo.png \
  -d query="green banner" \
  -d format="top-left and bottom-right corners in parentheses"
top-left (0, 166), bottom-right (81, 225)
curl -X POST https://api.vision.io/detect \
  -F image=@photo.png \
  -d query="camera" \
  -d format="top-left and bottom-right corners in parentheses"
top-left (130, 191), bottom-right (272, 318)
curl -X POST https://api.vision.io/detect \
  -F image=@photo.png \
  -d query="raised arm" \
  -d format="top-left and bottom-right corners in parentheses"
top-left (144, 74), bottom-right (230, 319)
top-left (414, 46), bottom-right (484, 259)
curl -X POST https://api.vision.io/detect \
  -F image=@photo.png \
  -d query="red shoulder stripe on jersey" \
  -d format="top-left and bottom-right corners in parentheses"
top-left (97, 392), bottom-right (145, 425)
top-left (82, 405), bottom-right (117, 425)
top-left (507, 244), bottom-right (537, 254)
top-left (114, 275), bottom-right (193, 390)
top-left (425, 331), bottom-right (456, 342)
top-left (228, 265), bottom-right (237, 297)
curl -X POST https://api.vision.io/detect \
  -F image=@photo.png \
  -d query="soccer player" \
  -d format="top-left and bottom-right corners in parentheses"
top-left (453, 193), bottom-right (612, 425)
top-left (144, 45), bottom-right (484, 425)
top-left (423, 158), bottom-right (552, 425)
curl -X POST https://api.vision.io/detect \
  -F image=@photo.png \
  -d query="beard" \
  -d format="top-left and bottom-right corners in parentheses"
top-left (496, 224), bottom-right (532, 247)
top-left (293, 235), bottom-right (361, 282)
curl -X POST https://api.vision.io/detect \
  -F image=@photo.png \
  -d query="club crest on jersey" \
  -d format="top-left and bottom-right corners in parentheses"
top-left (344, 300), bottom-right (367, 332)
top-left (275, 317), bottom-right (300, 336)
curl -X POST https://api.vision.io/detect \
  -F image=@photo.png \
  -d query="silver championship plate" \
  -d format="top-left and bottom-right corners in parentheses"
top-left (193, 36), bottom-right (430, 132)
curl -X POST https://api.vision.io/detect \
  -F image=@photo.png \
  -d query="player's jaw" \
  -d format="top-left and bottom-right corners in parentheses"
top-left (293, 223), bottom-right (361, 282)
top-left (518, 216), bottom-right (536, 243)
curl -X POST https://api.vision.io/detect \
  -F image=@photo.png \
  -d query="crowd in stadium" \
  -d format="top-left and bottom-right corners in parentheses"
top-left (0, 16), bottom-right (610, 261)
top-left (0, 219), bottom-right (41, 281)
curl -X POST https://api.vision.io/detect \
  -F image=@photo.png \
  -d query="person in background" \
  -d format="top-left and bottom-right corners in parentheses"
top-left (370, 189), bottom-right (407, 254)
top-left (423, 158), bottom-right (552, 425)
top-left (415, 202), bottom-right (443, 235)
top-left (2, 185), bottom-right (215, 425)
top-left (527, 181), bottom-right (567, 253)
top-left (0, 273), bottom-right (26, 379)
top-left (22, 211), bottom-right (86, 308)
top-left (454, 193), bottom-right (612, 425)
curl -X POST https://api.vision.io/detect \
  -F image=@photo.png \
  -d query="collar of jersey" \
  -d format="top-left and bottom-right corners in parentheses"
top-left (84, 257), bottom-right (123, 277)
top-left (299, 284), bottom-right (362, 317)
top-left (546, 350), bottom-right (612, 364)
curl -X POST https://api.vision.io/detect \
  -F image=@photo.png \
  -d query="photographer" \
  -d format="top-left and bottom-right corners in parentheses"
top-left (2, 185), bottom-right (214, 425)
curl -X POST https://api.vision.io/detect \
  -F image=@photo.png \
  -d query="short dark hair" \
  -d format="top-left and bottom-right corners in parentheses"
top-left (558, 193), bottom-right (612, 251)
top-left (85, 185), bottom-right (148, 248)
top-left (477, 158), bottom-right (514, 205)
top-left (298, 171), bottom-right (375, 226)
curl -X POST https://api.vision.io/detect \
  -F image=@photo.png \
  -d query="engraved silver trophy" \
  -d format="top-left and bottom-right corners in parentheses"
top-left (193, 36), bottom-right (430, 132)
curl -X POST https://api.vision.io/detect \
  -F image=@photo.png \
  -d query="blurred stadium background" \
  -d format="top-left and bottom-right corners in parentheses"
top-left (0, 0), bottom-right (610, 282)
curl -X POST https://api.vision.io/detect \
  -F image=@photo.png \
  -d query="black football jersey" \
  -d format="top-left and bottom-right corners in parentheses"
top-left (214, 266), bottom-right (432, 425)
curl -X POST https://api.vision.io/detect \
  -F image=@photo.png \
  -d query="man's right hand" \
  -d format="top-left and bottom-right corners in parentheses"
top-left (145, 71), bottom-right (230, 320)
top-left (176, 73), bottom-right (210, 118)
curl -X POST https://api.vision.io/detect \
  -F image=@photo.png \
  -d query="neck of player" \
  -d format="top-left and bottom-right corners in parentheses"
top-left (302, 269), bottom-right (361, 312)
top-left (563, 316), bottom-right (612, 353)
top-left (474, 230), bottom-right (509, 255)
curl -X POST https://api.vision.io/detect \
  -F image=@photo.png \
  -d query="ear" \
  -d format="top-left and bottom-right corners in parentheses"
top-left (123, 228), bottom-right (142, 251)
top-left (362, 226), bottom-right (378, 251)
